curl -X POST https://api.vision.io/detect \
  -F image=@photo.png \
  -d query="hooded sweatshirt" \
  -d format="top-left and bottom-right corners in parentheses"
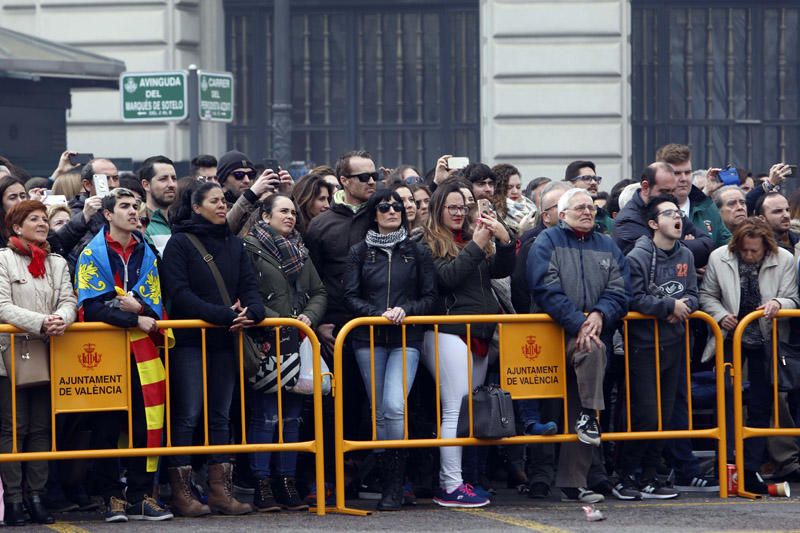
top-left (627, 234), bottom-right (699, 348)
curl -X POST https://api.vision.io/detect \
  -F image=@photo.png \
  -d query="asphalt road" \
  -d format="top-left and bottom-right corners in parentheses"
top-left (28, 488), bottom-right (800, 532)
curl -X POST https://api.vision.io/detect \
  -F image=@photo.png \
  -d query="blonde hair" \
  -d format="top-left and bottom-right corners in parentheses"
top-left (51, 172), bottom-right (83, 198)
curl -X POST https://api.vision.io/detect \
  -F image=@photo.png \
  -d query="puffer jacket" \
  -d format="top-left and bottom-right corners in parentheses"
top-left (243, 234), bottom-right (327, 327)
top-left (529, 222), bottom-right (630, 337)
top-left (426, 238), bottom-right (515, 339)
top-left (344, 237), bottom-right (437, 344)
top-left (0, 248), bottom-right (78, 376)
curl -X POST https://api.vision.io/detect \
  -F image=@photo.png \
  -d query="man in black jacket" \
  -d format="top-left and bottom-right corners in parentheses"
top-left (305, 150), bottom-right (377, 347)
top-left (613, 162), bottom-right (714, 268)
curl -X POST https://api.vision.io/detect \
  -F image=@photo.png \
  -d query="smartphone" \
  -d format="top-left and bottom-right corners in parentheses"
top-left (447, 156), bottom-right (469, 170)
top-left (477, 198), bottom-right (495, 215)
top-left (788, 165), bottom-right (798, 178)
top-left (43, 194), bottom-right (68, 207)
top-left (717, 166), bottom-right (740, 186)
top-left (93, 174), bottom-right (110, 197)
top-left (69, 153), bottom-right (94, 166)
top-left (262, 158), bottom-right (280, 172)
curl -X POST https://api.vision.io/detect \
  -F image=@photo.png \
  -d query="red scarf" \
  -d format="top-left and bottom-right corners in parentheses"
top-left (8, 236), bottom-right (48, 278)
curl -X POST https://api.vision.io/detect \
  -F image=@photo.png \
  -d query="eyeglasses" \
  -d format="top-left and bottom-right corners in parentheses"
top-left (345, 171), bottom-right (379, 183)
top-left (566, 203), bottom-right (597, 213)
top-left (444, 204), bottom-right (468, 215)
top-left (570, 175), bottom-right (602, 184)
top-left (542, 204), bottom-right (558, 212)
top-left (404, 175), bottom-right (422, 185)
top-left (657, 208), bottom-right (686, 219)
top-left (231, 170), bottom-right (257, 180)
top-left (197, 175), bottom-right (219, 182)
top-left (724, 198), bottom-right (746, 208)
top-left (376, 202), bottom-right (403, 213)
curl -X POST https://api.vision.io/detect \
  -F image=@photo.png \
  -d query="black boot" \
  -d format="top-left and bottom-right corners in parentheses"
top-left (377, 450), bottom-right (405, 511)
top-left (272, 476), bottom-right (308, 511)
top-left (253, 478), bottom-right (280, 512)
top-left (4, 501), bottom-right (28, 526)
top-left (27, 494), bottom-right (55, 524)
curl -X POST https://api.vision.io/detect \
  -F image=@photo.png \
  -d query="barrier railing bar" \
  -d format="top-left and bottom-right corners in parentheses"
top-left (623, 320), bottom-right (632, 432)
top-left (10, 333), bottom-right (17, 454)
top-left (402, 324), bottom-right (408, 441)
top-left (275, 326), bottom-right (283, 445)
top-left (164, 329), bottom-right (172, 447)
top-left (654, 320), bottom-right (663, 432)
top-left (126, 330), bottom-right (133, 449)
top-left (771, 320), bottom-right (779, 430)
top-left (369, 325), bottom-right (377, 442)
top-left (201, 327), bottom-right (209, 446)
top-left (466, 323), bottom-right (473, 439)
top-left (685, 324), bottom-right (693, 431)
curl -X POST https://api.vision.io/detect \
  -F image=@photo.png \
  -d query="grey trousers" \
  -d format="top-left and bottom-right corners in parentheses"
top-left (555, 336), bottom-right (606, 488)
top-left (0, 378), bottom-right (50, 502)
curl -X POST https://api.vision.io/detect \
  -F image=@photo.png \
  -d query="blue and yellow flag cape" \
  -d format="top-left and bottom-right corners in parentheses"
top-left (75, 229), bottom-right (167, 472)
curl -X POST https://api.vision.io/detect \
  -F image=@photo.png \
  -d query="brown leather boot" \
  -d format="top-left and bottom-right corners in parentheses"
top-left (207, 463), bottom-right (254, 515)
top-left (168, 466), bottom-right (211, 517)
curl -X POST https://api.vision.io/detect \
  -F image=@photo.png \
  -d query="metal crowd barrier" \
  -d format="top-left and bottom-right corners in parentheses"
top-left (732, 309), bottom-right (800, 499)
top-left (0, 318), bottom-right (328, 516)
top-left (331, 312), bottom-right (728, 515)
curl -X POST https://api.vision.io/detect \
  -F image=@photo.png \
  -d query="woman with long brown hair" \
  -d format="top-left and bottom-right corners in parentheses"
top-left (421, 181), bottom-right (515, 508)
top-left (290, 173), bottom-right (335, 235)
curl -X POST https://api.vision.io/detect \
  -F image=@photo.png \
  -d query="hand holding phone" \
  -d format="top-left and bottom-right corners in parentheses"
top-left (69, 153), bottom-right (94, 166)
top-left (447, 156), bottom-right (470, 170)
top-left (93, 174), bottom-right (110, 197)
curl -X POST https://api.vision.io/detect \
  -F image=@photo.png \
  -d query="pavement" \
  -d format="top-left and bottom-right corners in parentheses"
top-left (25, 487), bottom-right (800, 532)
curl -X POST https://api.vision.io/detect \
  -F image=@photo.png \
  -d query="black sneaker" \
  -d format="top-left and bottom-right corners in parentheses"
top-left (126, 496), bottom-right (174, 521)
top-left (527, 482), bottom-right (550, 499)
top-left (575, 412), bottom-right (601, 446)
top-left (640, 479), bottom-right (679, 500)
top-left (743, 470), bottom-right (769, 495)
top-left (589, 479), bottom-right (614, 496)
top-left (103, 496), bottom-right (128, 523)
top-left (674, 474), bottom-right (719, 493)
top-left (612, 475), bottom-right (643, 500)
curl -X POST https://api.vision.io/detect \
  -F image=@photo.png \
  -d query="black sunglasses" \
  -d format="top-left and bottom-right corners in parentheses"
top-left (231, 170), bottom-right (257, 180)
top-left (345, 171), bottom-right (379, 183)
top-left (376, 202), bottom-right (403, 213)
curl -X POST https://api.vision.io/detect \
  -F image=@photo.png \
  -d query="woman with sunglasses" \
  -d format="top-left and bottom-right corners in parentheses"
top-left (421, 181), bottom-right (515, 508)
top-left (344, 189), bottom-right (437, 511)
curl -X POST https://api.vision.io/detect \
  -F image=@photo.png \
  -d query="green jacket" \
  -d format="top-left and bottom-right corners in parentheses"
top-left (596, 206), bottom-right (615, 234)
top-left (243, 235), bottom-right (327, 327)
top-left (688, 186), bottom-right (731, 248)
top-left (144, 208), bottom-right (172, 257)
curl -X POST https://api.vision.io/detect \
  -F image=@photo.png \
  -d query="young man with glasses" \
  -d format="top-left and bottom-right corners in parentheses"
top-left (529, 188), bottom-right (630, 504)
top-left (564, 160), bottom-right (613, 234)
top-left (615, 194), bottom-right (698, 500)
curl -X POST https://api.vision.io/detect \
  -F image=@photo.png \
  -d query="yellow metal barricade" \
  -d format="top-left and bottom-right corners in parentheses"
top-left (331, 312), bottom-right (728, 515)
top-left (733, 309), bottom-right (800, 499)
top-left (0, 318), bottom-right (328, 515)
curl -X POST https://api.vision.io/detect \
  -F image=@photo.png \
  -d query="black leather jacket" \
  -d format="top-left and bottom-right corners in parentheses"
top-left (344, 237), bottom-right (437, 344)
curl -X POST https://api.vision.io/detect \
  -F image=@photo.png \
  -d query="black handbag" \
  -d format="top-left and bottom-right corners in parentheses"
top-left (769, 341), bottom-right (800, 392)
top-left (456, 385), bottom-right (516, 439)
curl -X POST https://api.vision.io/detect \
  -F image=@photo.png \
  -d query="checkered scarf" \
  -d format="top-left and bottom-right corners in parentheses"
top-left (250, 220), bottom-right (308, 280)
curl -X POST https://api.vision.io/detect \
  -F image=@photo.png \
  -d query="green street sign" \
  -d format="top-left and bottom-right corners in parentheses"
top-left (198, 71), bottom-right (234, 122)
top-left (120, 71), bottom-right (187, 122)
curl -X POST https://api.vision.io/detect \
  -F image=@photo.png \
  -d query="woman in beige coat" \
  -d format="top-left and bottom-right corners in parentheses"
top-left (699, 217), bottom-right (799, 494)
top-left (0, 200), bottom-right (77, 526)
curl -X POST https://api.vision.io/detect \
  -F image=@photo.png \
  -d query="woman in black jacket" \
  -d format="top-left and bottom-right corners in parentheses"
top-left (161, 181), bottom-right (265, 516)
top-left (344, 189), bottom-right (437, 511)
top-left (420, 181), bottom-right (515, 508)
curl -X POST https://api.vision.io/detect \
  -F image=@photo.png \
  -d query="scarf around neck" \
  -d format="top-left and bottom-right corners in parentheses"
top-left (251, 220), bottom-right (308, 279)
top-left (365, 227), bottom-right (407, 252)
top-left (8, 236), bottom-right (49, 278)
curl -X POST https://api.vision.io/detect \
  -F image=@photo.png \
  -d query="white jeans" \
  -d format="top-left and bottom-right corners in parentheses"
top-left (422, 331), bottom-right (488, 492)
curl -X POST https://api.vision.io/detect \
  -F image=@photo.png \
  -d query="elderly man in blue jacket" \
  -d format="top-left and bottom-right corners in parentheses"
top-left (528, 187), bottom-right (630, 504)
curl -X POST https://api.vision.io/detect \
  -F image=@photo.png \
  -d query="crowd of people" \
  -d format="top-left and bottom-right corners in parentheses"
top-left (0, 143), bottom-right (798, 525)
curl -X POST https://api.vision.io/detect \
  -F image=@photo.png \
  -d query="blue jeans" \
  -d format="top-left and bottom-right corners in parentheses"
top-left (169, 345), bottom-right (237, 466)
top-left (248, 391), bottom-right (303, 478)
top-left (354, 344), bottom-right (420, 441)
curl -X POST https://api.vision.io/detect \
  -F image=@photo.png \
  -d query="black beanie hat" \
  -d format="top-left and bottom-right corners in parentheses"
top-left (217, 150), bottom-right (254, 184)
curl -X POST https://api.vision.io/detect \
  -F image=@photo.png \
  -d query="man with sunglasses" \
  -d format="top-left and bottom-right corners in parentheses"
top-left (564, 160), bottom-right (613, 234)
top-left (216, 150), bottom-right (292, 234)
top-left (306, 150), bottom-right (377, 349)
